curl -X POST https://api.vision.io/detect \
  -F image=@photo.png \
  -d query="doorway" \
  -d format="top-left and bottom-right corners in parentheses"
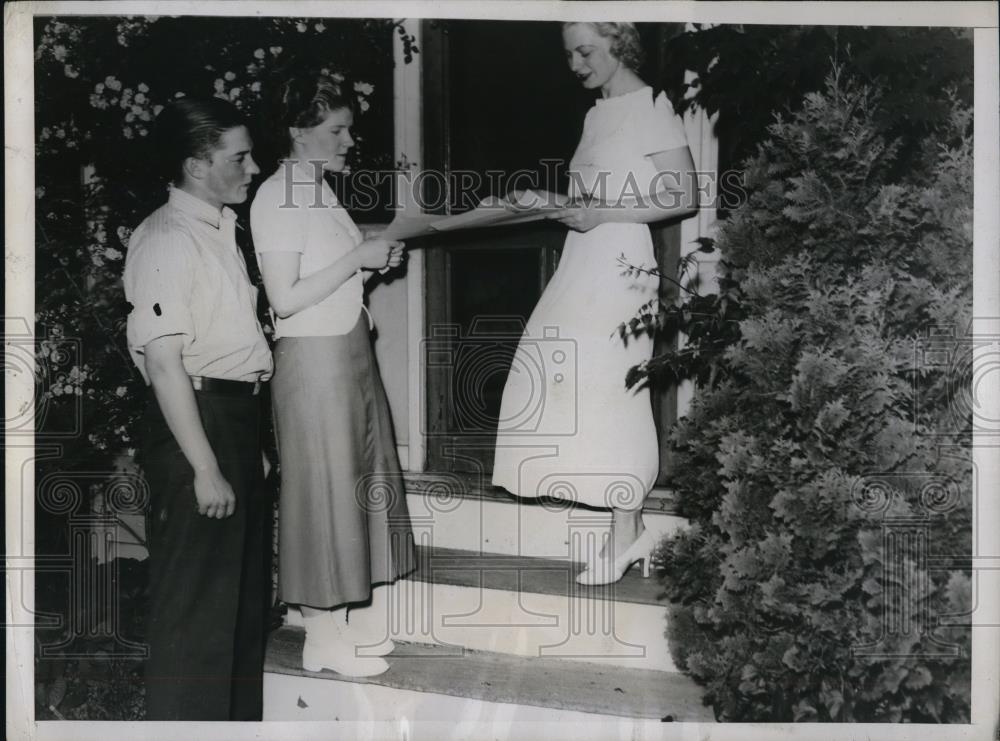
top-left (421, 20), bottom-right (683, 481)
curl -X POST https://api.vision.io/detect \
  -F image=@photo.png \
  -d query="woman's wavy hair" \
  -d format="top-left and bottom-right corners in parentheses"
top-left (564, 22), bottom-right (644, 72)
top-left (262, 59), bottom-right (356, 160)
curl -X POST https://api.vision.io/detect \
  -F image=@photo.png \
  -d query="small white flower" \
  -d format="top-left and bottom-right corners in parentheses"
top-left (95, 82), bottom-right (105, 94)
top-left (250, 81), bottom-right (262, 93)
top-left (224, 71), bottom-right (236, 81)
top-left (104, 247), bottom-right (123, 260)
top-left (296, 22), bottom-right (307, 33)
top-left (105, 76), bottom-right (122, 91)
top-left (63, 64), bottom-right (79, 79)
top-left (115, 386), bottom-right (128, 397)
top-left (36, 186), bottom-right (46, 199)
top-left (314, 21), bottom-right (326, 32)
top-left (214, 78), bottom-right (225, 93)
top-left (173, 92), bottom-right (185, 99)
top-left (229, 87), bottom-right (242, 99)
top-left (254, 47), bottom-right (266, 59)
top-left (138, 82), bottom-right (149, 93)
top-left (359, 100), bottom-right (370, 113)
top-left (122, 126), bottom-right (133, 139)
top-left (134, 92), bottom-right (146, 104)
top-left (269, 46), bottom-right (283, 55)
top-left (53, 45), bottom-right (67, 61)
top-left (125, 112), bottom-right (136, 123)
top-left (75, 387), bottom-right (83, 396)
top-left (354, 82), bottom-right (374, 96)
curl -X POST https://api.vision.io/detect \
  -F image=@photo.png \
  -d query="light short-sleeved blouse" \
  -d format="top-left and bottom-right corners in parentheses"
top-left (250, 161), bottom-right (365, 338)
top-left (568, 87), bottom-right (689, 202)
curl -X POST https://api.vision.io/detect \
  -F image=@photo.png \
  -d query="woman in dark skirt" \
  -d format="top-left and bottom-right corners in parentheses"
top-left (250, 68), bottom-right (415, 677)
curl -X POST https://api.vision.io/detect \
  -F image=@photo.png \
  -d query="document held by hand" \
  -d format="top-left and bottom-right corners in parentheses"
top-left (380, 190), bottom-right (567, 241)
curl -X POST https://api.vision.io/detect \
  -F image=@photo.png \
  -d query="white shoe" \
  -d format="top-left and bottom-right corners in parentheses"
top-left (345, 586), bottom-right (396, 657)
top-left (575, 528), bottom-right (658, 586)
top-left (343, 613), bottom-right (396, 657)
top-left (301, 611), bottom-right (390, 677)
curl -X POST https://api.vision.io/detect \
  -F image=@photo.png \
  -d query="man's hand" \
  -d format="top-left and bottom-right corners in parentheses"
top-left (144, 335), bottom-right (237, 520)
top-left (194, 465), bottom-right (237, 519)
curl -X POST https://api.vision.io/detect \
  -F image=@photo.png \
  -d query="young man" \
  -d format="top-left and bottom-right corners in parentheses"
top-left (124, 97), bottom-right (272, 721)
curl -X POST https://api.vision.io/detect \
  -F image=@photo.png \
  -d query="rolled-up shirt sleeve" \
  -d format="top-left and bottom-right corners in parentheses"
top-left (124, 230), bottom-right (196, 354)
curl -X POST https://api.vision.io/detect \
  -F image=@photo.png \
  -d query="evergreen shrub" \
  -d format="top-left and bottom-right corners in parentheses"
top-left (659, 68), bottom-right (973, 722)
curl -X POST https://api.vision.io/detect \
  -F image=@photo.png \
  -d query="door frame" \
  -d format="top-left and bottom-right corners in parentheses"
top-left (409, 20), bottom-right (719, 478)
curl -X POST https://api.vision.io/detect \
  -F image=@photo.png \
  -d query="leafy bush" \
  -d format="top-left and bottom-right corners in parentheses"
top-left (663, 25), bottom-right (974, 191)
top-left (658, 67), bottom-right (973, 722)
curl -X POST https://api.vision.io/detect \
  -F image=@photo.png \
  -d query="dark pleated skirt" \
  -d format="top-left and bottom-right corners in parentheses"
top-left (272, 313), bottom-right (415, 608)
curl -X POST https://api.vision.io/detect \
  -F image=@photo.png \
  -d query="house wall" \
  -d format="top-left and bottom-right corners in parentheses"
top-left (368, 270), bottom-right (411, 451)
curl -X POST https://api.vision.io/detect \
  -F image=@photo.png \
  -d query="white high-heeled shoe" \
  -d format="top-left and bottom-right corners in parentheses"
top-left (301, 610), bottom-right (390, 677)
top-left (574, 528), bottom-right (658, 586)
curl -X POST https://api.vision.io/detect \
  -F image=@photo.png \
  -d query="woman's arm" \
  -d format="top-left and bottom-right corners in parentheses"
top-left (550, 147), bottom-right (699, 232)
top-left (259, 238), bottom-right (403, 319)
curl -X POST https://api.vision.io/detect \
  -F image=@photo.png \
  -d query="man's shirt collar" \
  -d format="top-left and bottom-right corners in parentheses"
top-left (169, 185), bottom-right (237, 229)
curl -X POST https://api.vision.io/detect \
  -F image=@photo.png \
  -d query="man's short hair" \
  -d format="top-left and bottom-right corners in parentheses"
top-left (154, 97), bottom-right (247, 184)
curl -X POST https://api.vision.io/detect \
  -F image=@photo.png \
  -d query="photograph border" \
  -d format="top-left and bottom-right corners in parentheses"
top-left (6, 2), bottom-right (999, 740)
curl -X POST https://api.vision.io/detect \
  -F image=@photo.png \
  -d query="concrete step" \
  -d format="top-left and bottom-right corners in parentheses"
top-left (286, 545), bottom-right (682, 673)
top-left (264, 625), bottom-right (713, 723)
top-left (403, 472), bottom-right (686, 560)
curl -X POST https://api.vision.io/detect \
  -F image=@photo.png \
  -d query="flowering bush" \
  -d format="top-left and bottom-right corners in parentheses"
top-left (657, 67), bottom-right (973, 722)
top-left (33, 16), bottom-right (401, 499)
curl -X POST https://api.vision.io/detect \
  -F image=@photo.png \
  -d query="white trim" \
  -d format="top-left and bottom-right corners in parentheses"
top-left (394, 20), bottom-right (427, 472)
top-left (676, 67), bottom-right (720, 420)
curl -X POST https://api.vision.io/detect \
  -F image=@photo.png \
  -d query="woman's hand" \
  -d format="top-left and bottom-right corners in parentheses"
top-left (354, 238), bottom-right (405, 271)
top-left (549, 204), bottom-right (604, 233)
top-left (382, 242), bottom-right (405, 273)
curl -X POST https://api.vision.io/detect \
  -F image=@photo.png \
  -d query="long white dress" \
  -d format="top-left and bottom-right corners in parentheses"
top-left (491, 86), bottom-right (689, 510)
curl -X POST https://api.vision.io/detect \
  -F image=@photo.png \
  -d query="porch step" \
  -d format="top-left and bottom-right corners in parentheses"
top-left (264, 625), bottom-right (712, 722)
top-left (402, 472), bottom-right (687, 559)
top-left (285, 545), bottom-right (681, 673)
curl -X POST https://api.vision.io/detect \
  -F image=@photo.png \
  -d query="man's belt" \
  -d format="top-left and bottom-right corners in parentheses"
top-left (189, 375), bottom-right (261, 396)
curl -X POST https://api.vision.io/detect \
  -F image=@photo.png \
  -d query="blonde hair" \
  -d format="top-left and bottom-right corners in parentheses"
top-left (564, 22), bottom-right (644, 71)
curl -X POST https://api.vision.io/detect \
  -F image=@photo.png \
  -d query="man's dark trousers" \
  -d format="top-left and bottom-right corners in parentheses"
top-left (141, 388), bottom-right (268, 721)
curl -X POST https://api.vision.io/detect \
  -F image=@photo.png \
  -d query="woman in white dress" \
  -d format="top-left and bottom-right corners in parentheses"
top-left (492, 22), bottom-right (698, 585)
